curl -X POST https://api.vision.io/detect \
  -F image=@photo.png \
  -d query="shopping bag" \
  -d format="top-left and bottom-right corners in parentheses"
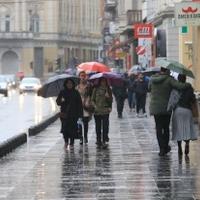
top-left (74, 121), bottom-right (83, 139)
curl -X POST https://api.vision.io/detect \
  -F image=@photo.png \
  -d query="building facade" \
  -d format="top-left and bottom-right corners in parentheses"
top-left (143, 0), bottom-right (197, 87)
top-left (0, 0), bottom-right (102, 77)
top-left (101, 0), bottom-right (143, 72)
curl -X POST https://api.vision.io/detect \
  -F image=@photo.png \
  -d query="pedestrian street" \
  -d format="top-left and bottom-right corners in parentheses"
top-left (0, 102), bottom-right (200, 200)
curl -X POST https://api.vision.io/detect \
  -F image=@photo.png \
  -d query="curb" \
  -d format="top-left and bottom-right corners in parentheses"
top-left (29, 112), bottom-right (59, 136)
top-left (0, 133), bottom-right (27, 157)
top-left (0, 112), bottom-right (59, 158)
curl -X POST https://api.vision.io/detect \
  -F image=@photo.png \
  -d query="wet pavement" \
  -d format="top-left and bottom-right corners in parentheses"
top-left (0, 91), bottom-right (57, 142)
top-left (0, 101), bottom-right (200, 200)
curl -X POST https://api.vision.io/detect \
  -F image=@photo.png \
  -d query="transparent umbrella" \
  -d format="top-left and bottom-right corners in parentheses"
top-left (156, 58), bottom-right (194, 78)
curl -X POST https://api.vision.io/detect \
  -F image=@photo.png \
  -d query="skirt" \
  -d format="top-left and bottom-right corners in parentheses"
top-left (172, 107), bottom-right (198, 141)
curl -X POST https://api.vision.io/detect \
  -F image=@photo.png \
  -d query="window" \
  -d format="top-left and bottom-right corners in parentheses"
top-left (30, 14), bottom-right (39, 33)
top-left (5, 15), bottom-right (10, 32)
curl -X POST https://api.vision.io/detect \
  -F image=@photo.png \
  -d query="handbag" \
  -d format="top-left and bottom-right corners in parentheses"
top-left (167, 89), bottom-right (181, 112)
top-left (74, 121), bottom-right (83, 139)
top-left (59, 112), bottom-right (67, 119)
top-left (191, 100), bottom-right (199, 118)
top-left (83, 97), bottom-right (95, 113)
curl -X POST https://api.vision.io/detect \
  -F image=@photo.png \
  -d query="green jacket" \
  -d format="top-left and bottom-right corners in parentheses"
top-left (149, 74), bottom-right (190, 115)
top-left (91, 86), bottom-right (113, 115)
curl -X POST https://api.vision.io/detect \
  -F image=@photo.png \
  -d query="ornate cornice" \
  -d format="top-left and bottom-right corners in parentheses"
top-left (148, 6), bottom-right (174, 26)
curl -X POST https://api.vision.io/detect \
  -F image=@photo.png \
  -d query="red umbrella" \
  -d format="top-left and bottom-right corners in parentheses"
top-left (77, 62), bottom-right (111, 73)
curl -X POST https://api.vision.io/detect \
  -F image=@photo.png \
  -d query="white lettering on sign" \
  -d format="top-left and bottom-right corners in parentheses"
top-left (138, 27), bottom-right (151, 35)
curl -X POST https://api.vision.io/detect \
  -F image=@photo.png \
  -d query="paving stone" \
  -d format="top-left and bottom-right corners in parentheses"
top-left (0, 101), bottom-right (200, 199)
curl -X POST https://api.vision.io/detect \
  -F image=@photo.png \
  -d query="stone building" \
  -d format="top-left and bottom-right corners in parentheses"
top-left (0, 0), bottom-right (102, 77)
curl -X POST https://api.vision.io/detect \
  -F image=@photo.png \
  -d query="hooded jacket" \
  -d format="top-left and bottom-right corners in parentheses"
top-left (149, 74), bottom-right (190, 115)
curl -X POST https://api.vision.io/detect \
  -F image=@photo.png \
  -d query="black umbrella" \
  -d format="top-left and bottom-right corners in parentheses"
top-left (37, 74), bottom-right (79, 98)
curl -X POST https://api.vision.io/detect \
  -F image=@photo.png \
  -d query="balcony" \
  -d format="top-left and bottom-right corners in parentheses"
top-left (127, 10), bottom-right (142, 25)
top-left (0, 32), bottom-right (34, 39)
top-left (105, 0), bottom-right (117, 11)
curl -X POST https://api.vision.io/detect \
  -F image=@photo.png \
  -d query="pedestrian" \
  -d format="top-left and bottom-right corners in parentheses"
top-left (56, 78), bottom-right (83, 148)
top-left (127, 74), bottom-right (136, 112)
top-left (91, 77), bottom-right (113, 147)
top-left (149, 67), bottom-right (190, 156)
top-left (76, 71), bottom-right (93, 144)
top-left (112, 79), bottom-right (127, 118)
top-left (134, 73), bottom-right (148, 117)
top-left (171, 74), bottom-right (198, 156)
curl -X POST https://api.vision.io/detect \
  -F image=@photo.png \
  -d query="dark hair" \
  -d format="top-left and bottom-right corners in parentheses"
top-left (63, 78), bottom-right (75, 89)
top-left (78, 71), bottom-right (86, 77)
top-left (178, 74), bottom-right (186, 83)
top-left (161, 67), bottom-right (170, 74)
top-left (95, 77), bottom-right (110, 89)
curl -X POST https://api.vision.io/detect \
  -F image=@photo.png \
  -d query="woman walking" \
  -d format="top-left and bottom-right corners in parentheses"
top-left (91, 77), bottom-right (113, 147)
top-left (77, 71), bottom-right (93, 144)
top-left (134, 73), bottom-right (148, 117)
top-left (127, 74), bottom-right (136, 112)
top-left (56, 78), bottom-right (83, 148)
top-left (172, 74), bottom-right (198, 155)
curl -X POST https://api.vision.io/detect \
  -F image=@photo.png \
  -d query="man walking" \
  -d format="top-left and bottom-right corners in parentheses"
top-left (149, 68), bottom-right (190, 156)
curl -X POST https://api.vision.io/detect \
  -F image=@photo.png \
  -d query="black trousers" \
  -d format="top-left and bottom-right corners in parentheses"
top-left (136, 94), bottom-right (146, 114)
top-left (82, 116), bottom-right (90, 139)
top-left (116, 96), bottom-right (125, 116)
top-left (94, 114), bottom-right (109, 143)
top-left (154, 114), bottom-right (171, 152)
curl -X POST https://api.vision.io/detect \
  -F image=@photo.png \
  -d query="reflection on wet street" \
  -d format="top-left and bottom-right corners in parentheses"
top-left (0, 90), bottom-right (57, 142)
top-left (0, 103), bottom-right (200, 199)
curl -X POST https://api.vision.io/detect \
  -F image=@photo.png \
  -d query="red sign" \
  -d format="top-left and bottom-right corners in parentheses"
top-left (136, 46), bottom-right (146, 55)
top-left (193, 0), bottom-right (200, 2)
top-left (134, 23), bottom-right (153, 38)
top-left (182, 6), bottom-right (198, 13)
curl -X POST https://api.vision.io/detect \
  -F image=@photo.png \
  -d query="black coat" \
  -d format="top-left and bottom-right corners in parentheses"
top-left (134, 79), bottom-right (148, 96)
top-left (56, 88), bottom-right (83, 137)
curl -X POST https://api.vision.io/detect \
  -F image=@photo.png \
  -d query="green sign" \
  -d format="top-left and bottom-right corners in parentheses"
top-left (181, 26), bottom-right (188, 34)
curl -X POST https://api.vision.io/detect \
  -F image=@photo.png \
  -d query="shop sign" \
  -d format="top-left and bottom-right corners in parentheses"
top-left (175, 2), bottom-right (200, 26)
top-left (134, 24), bottom-right (153, 38)
top-left (136, 46), bottom-right (146, 55)
top-left (138, 38), bottom-right (152, 68)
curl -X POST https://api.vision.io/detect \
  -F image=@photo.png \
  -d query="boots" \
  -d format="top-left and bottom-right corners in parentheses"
top-left (185, 141), bottom-right (190, 155)
top-left (178, 141), bottom-right (183, 155)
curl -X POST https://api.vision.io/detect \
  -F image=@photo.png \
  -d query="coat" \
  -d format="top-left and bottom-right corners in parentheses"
top-left (56, 88), bottom-right (83, 137)
top-left (91, 86), bottom-right (113, 115)
top-left (134, 79), bottom-right (148, 96)
top-left (149, 74), bottom-right (190, 115)
top-left (112, 80), bottom-right (128, 100)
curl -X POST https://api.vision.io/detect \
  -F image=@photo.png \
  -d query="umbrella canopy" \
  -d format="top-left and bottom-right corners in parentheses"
top-left (37, 74), bottom-right (79, 98)
top-left (65, 67), bottom-right (77, 75)
top-left (128, 65), bottom-right (144, 74)
top-left (142, 66), bottom-right (161, 76)
top-left (156, 58), bottom-right (195, 78)
top-left (77, 62), bottom-right (111, 73)
top-left (89, 72), bottom-right (123, 86)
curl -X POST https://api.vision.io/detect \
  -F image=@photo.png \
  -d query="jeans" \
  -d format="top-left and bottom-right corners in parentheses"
top-left (94, 114), bottom-right (109, 143)
top-left (128, 91), bottom-right (136, 109)
top-left (136, 93), bottom-right (146, 114)
top-left (154, 114), bottom-right (171, 152)
top-left (115, 96), bottom-right (125, 116)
